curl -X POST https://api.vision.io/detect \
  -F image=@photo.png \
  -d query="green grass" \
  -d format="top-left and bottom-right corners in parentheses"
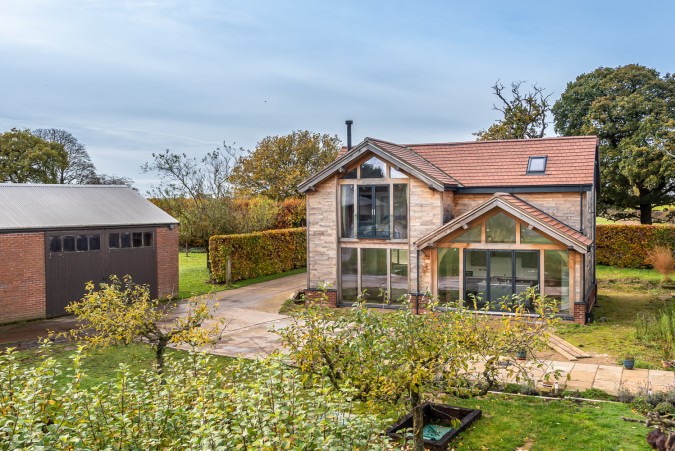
top-left (444, 393), bottom-right (646, 450)
top-left (556, 265), bottom-right (673, 367)
top-left (14, 342), bottom-right (237, 389)
top-left (178, 252), bottom-right (306, 299)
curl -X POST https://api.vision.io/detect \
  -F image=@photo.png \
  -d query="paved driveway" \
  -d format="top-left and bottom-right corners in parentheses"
top-left (0, 273), bottom-right (306, 355)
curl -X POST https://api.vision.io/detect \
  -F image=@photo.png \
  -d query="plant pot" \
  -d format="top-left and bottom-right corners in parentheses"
top-left (386, 402), bottom-right (482, 451)
top-left (623, 358), bottom-right (635, 370)
top-left (516, 349), bottom-right (527, 360)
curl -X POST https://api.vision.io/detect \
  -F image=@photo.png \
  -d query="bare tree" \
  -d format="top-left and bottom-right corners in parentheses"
top-left (474, 81), bottom-right (553, 140)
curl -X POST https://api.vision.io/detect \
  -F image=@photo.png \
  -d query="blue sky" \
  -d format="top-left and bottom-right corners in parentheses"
top-left (1, 0), bottom-right (673, 193)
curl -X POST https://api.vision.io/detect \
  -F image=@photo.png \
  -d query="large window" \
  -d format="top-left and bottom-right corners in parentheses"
top-left (544, 250), bottom-right (569, 314)
top-left (340, 247), bottom-right (408, 304)
top-left (437, 248), bottom-right (459, 304)
top-left (340, 156), bottom-right (408, 241)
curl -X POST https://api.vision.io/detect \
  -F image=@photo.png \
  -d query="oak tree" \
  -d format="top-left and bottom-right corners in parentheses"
top-left (474, 81), bottom-right (552, 141)
top-left (0, 128), bottom-right (68, 183)
top-left (229, 130), bottom-right (341, 200)
top-left (552, 64), bottom-right (675, 224)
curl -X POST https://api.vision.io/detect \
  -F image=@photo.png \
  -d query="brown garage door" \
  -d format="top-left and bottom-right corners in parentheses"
top-left (45, 228), bottom-right (157, 317)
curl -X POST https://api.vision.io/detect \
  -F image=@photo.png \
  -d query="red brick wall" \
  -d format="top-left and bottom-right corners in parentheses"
top-left (0, 233), bottom-right (46, 323)
top-left (156, 226), bottom-right (179, 299)
top-left (305, 289), bottom-right (337, 307)
top-left (573, 301), bottom-right (587, 324)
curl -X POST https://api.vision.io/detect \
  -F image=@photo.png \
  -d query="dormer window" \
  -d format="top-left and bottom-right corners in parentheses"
top-left (527, 156), bottom-right (547, 174)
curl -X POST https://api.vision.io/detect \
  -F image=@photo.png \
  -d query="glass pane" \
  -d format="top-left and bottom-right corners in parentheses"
top-left (515, 251), bottom-right (539, 307)
top-left (360, 157), bottom-right (385, 178)
top-left (486, 212), bottom-right (516, 243)
top-left (76, 235), bottom-right (89, 251)
top-left (143, 232), bottom-right (153, 247)
top-left (341, 168), bottom-right (357, 179)
top-left (489, 251), bottom-right (513, 308)
top-left (375, 186), bottom-right (390, 239)
top-left (89, 235), bottom-right (101, 251)
top-left (464, 249), bottom-right (487, 308)
top-left (528, 156), bottom-right (547, 172)
top-left (358, 186), bottom-right (373, 237)
top-left (63, 236), bottom-right (75, 252)
top-left (341, 248), bottom-right (358, 304)
top-left (437, 248), bottom-right (459, 304)
top-left (545, 250), bottom-right (570, 314)
top-left (520, 224), bottom-right (553, 244)
top-left (341, 185), bottom-right (355, 238)
top-left (109, 233), bottom-right (120, 249)
top-left (49, 236), bottom-right (62, 253)
top-left (390, 166), bottom-right (408, 178)
top-left (132, 232), bottom-right (143, 247)
top-left (121, 232), bottom-right (132, 248)
top-left (452, 226), bottom-right (482, 243)
top-left (361, 248), bottom-right (387, 302)
top-left (392, 184), bottom-right (407, 239)
top-left (390, 249), bottom-right (408, 303)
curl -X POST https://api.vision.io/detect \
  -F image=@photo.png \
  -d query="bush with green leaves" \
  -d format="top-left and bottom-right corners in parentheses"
top-left (0, 344), bottom-right (397, 450)
top-left (279, 289), bottom-right (560, 451)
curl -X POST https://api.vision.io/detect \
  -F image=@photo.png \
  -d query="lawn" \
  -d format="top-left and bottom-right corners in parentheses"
top-left (556, 265), bottom-right (672, 367)
top-left (178, 252), bottom-right (306, 299)
top-left (11, 342), bottom-right (649, 450)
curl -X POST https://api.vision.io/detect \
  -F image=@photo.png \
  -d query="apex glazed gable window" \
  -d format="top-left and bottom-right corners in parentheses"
top-left (360, 157), bottom-right (386, 178)
top-left (486, 212), bottom-right (516, 243)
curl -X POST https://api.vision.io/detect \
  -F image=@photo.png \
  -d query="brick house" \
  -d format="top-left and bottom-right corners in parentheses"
top-left (298, 136), bottom-right (599, 324)
top-left (0, 184), bottom-right (179, 324)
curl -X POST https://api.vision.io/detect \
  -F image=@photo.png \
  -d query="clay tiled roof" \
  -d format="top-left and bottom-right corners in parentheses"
top-left (366, 138), bottom-right (459, 186)
top-left (496, 193), bottom-right (593, 247)
top-left (408, 136), bottom-right (597, 187)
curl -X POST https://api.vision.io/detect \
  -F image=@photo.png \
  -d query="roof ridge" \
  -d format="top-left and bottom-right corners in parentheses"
top-left (405, 135), bottom-right (598, 147)
top-left (367, 137), bottom-right (462, 187)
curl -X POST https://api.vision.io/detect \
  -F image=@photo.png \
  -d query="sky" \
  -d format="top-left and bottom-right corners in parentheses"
top-left (1, 0), bottom-right (674, 193)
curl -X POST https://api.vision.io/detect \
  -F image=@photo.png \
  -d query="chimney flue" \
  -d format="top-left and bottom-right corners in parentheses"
top-left (345, 120), bottom-right (353, 151)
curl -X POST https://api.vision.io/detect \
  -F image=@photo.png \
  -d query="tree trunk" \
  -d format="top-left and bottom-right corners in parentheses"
top-left (411, 388), bottom-right (425, 451)
top-left (155, 342), bottom-right (166, 375)
top-left (640, 203), bottom-right (653, 225)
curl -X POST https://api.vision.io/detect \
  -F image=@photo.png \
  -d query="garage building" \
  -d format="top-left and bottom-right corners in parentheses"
top-left (0, 184), bottom-right (179, 324)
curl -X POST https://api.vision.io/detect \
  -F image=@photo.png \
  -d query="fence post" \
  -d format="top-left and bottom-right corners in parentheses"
top-left (226, 256), bottom-right (232, 286)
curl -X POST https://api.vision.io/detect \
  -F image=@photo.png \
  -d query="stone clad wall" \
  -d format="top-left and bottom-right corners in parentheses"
top-left (408, 177), bottom-right (443, 293)
top-left (307, 175), bottom-right (337, 288)
top-left (453, 192), bottom-right (585, 231)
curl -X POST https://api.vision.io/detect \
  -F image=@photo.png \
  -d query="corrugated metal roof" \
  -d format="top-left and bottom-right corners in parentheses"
top-left (0, 184), bottom-right (178, 231)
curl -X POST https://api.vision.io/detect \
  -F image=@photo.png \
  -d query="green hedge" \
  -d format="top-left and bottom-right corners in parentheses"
top-left (209, 228), bottom-right (306, 283)
top-left (597, 224), bottom-right (675, 268)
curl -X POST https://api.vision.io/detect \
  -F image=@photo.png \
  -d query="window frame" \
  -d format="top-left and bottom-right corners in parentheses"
top-left (527, 156), bottom-right (548, 174)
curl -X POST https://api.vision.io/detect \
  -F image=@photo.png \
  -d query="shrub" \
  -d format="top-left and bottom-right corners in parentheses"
top-left (209, 228), bottom-right (306, 283)
top-left (276, 197), bottom-right (306, 229)
top-left (646, 246), bottom-right (674, 282)
top-left (0, 346), bottom-right (394, 449)
top-left (596, 225), bottom-right (675, 268)
top-left (655, 402), bottom-right (675, 416)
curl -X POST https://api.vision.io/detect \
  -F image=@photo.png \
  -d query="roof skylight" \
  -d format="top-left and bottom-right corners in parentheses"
top-left (527, 156), bottom-right (547, 174)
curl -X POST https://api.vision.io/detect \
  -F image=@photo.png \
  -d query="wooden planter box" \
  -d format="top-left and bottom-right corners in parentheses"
top-left (385, 402), bottom-right (482, 451)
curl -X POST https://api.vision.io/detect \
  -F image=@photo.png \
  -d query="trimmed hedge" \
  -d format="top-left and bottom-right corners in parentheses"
top-left (597, 224), bottom-right (675, 268)
top-left (209, 228), bottom-right (306, 283)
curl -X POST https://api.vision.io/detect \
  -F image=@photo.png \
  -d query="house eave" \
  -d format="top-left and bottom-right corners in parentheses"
top-left (297, 140), bottom-right (452, 193)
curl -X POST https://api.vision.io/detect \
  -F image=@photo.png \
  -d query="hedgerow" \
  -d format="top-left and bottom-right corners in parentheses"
top-left (597, 225), bottom-right (675, 268)
top-left (209, 227), bottom-right (306, 283)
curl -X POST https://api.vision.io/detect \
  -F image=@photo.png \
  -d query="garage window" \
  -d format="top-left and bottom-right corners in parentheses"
top-left (109, 233), bottom-right (120, 248)
top-left (121, 233), bottom-right (132, 248)
top-left (49, 236), bottom-right (62, 253)
top-left (143, 232), bottom-right (153, 247)
top-left (132, 232), bottom-right (143, 247)
top-left (89, 235), bottom-right (101, 250)
top-left (76, 235), bottom-right (89, 251)
top-left (63, 236), bottom-right (75, 252)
